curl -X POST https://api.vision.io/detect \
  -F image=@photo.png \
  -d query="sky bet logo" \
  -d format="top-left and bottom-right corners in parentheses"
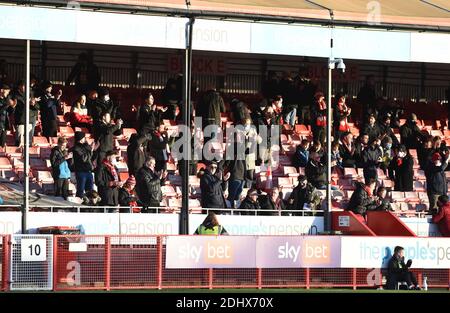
top-left (278, 240), bottom-right (331, 265)
top-left (178, 241), bottom-right (233, 264)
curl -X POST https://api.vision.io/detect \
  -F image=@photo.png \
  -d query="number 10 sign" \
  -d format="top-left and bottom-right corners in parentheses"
top-left (21, 239), bottom-right (47, 262)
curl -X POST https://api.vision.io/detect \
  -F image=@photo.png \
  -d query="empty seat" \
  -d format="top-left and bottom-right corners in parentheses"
top-left (0, 157), bottom-right (13, 170)
top-left (413, 180), bottom-right (426, 192)
top-left (161, 185), bottom-right (177, 197)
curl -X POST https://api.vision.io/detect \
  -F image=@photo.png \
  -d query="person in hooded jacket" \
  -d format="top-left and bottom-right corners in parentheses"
top-left (391, 145), bottom-right (414, 192)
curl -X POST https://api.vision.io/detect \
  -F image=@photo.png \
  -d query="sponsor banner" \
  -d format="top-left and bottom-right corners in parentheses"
top-left (188, 214), bottom-right (323, 236)
top-left (119, 214), bottom-right (179, 235)
top-left (410, 33), bottom-right (450, 63)
top-left (256, 236), bottom-right (341, 268)
top-left (165, 236), bottom-right (257, 268)
top-left (341, 237), bottom-right (450, 269)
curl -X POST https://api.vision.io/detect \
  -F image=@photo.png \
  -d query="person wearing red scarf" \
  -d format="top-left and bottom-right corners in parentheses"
top-left (95, 151), bottom-right (122, 210)
top-left (119, 176), bottom-right (140, 213)
top-left (391, 145), bottom-right (414, 192)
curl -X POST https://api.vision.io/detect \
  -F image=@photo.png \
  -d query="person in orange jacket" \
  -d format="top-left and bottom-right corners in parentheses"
top-left (432, 195), bottom-right (450, 237)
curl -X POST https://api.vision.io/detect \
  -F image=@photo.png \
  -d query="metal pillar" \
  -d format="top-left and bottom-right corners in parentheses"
top-left (325, 67), bottom-right (332, 232)
top-left (180, 17), bottom-right (195, 235)
top-left (22, 40), bottom-right (30, 234)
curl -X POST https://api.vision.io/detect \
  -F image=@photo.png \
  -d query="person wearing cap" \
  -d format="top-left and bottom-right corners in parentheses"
top-left (39, 80), bottom-right (62, 139)
top-left (72, 131), bottom-right (97, 198)
top-left (50, 137), bottom-right (72, 200)
top-left (391, 145), bottom-right (414, 192)
top-left (0, 84), bottom-right (15, 149)
top-left (238, 188), bottom-right (261, 215)
top-left (200, 161), bottom-right (229, 212)
top-left (400, 113), bottom-right (426, 150)
top-left (287, 175), bottom-right (321, 215)
top-left (118, 176), bottom-right (140, 212)
top-left (425, 150), bottom-right (450, 210)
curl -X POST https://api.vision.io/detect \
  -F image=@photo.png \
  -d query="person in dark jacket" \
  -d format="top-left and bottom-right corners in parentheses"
top-left (126, 133), bottom-right (148, 176)
top-left (391, 145), bottom-right (414, 192)
top-left (12, 80), bottom-right (40, 146)
top-left (375, 187), bottom-right (394, 211)
top-left (238, 189), bottom-right (261, 215)
top-left (50, 137), bottom-right (72, 200)
top-left (91, 87), bottom-right (121, 124)
top-left (418, 136), bottom-right (434, 171)
top-left (287, 175), bottom-right (321, 215)
top-left (400, 113), bottom-right (426, 150)
top-left (135, 156), bottom-right (167, 212)
top-left (137, 92), bottom-right (167, 136)
top-left (386, 246), bottom-right (420, 290)
top-left (339, 131), bottom-right (356, 168)
top-left (357, 75), bottom-right (377, 121)
top-left (432, 195), bottom-right (450, 237)
top-left (118, 176), bottom-right (140, 213)
top-left (72, 131), bottom-right (96, 198)
top-left (39, 81), bottom-right (62, 139)
top-left (362, 114), bottom-right (382, 142)
top-left (161, 78), bottom-right (181, 120)
top-left (65, 52), bottom-right (100, 93)
top-left (0, 84), bottom-right (15, 149)
top-left (305, 152), bottom-right (326, 189)
top-left (95, 151), bottom-right (122, 210)
top-left (346, 179), bottom-right (377, 216)
top-left (378, 113), bottom-right (399, 147)
top-left (258, 187), bottom-right (286, 216)
top-left (362, 137), bottom-right (383, 184)
top-left (148, 123), bottom-right (170, 172)
top-left (200, 161), bottom-right (229, 211)
top-left (354, 133), bottom-right (369, 167)
top-left (94, 112), bottom-right (123, 164)
top-left (425, 151), bottom-right (450, 210)
top-left (196, 89), bottom-right (225, 138)
top-left (333, 93), bottom-right (351, 141)
top-left (292, 139), bottom-right (310, 168)
top-left (311, 92), bottom-right (327, 145)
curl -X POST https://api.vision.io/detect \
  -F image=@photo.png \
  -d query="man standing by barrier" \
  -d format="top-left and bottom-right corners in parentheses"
top-left (425, 151), bottom-right (450, 210)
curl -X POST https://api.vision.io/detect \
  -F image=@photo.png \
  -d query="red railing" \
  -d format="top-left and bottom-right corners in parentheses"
top-left (49, 235), bottom-right (450, 291)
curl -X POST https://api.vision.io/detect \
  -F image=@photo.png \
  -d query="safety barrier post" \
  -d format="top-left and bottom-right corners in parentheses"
top-left (306, 268), bottom-right (310, 290)
top-left (157, 236), bottom-right (163, 290)
top-left (352, 268), bottom-right (357, 290)
top-left (257, 268), bottom-right (262, 290)
top-left (2, 235), bottom-right (10, 291)
top-left (53, 235), bottom-right (58, 291)
top-left (448, 269), bottom-right (450, 291)
top-left (105, 236), bottom-right (111, 291)
top-left (208, 268), bottom-right (213, 290)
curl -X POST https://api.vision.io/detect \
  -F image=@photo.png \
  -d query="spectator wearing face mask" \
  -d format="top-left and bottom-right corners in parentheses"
top-left (425, 151), bottom-right (450, 210)
top-left (286, 175), bottom-right (321, 215)
top-left (400, 113), bottom-right (426, 150)
top-left (391, 145), bottom-right (414, 192)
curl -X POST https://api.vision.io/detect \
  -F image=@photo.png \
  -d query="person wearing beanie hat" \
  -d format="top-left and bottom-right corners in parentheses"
top-left (39, 80), bottom-right (62, 138)
top-left (400, 111), bottom-right (427, 150)
top-left (425, 149), bottom-right (450, 210)
top-left (391, 144), bottom-right (414, 192)
top-left (119, 175), bottom-right (140, 212)
top-left (73, 130), bottom-right (96, 198)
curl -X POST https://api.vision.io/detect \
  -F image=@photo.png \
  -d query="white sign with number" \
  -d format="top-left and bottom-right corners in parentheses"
top-left (21, 239), bottom-right (47, 262)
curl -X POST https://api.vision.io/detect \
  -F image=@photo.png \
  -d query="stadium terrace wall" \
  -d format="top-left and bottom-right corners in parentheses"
top-left (0, 212), bottom-right (441, 237)
top-left (1, 5), bottom-right (450, 63)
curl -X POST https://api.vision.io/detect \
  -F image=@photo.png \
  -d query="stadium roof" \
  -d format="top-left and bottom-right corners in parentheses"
top-left (72, 0), bottom-right (450, 29)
